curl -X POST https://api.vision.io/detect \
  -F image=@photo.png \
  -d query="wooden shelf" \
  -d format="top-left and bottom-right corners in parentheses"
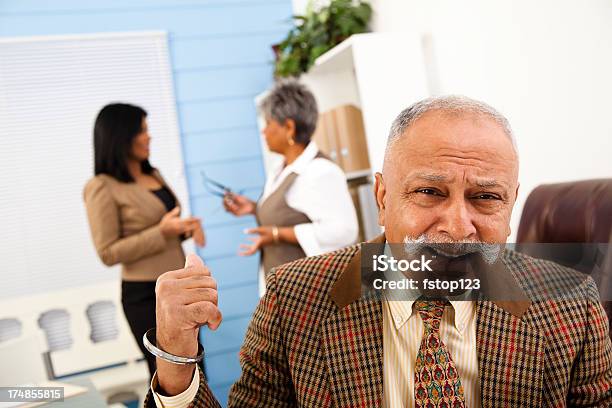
top-left (345, 168), bottom-right (371, 181)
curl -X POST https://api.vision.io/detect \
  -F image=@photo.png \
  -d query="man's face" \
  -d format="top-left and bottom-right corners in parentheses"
top-left (375, 110), bottom-right (519, 244)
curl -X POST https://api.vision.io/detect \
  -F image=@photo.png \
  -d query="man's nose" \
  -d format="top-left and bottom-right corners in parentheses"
top-left (436, 199), bottom-right (478, 241)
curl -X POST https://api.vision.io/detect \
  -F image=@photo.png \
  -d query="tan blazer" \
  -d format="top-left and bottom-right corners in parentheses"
top-left (83, 170), bottom-right (185, 282)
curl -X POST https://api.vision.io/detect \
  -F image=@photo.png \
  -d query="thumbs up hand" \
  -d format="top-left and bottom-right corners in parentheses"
top-left (155, 254), bottom-right (221, 395)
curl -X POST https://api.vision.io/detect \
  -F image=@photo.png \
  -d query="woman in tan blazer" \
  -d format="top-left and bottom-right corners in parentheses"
top-left (84, 103), bottom-right (204, 378)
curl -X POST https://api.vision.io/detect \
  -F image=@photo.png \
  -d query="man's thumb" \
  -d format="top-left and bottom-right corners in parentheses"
top-left (184, 253), bottom-right (204, 269)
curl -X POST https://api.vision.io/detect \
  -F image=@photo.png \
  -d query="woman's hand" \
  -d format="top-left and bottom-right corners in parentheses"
top-left (238, 226), bottom-right (275, 256)
top-left (189, 220), bottom-right (206, 247)
top-left (238, 226), bottom-right (298, 256)
top-left (160, 207), bottom-right (202, 240)
top-left (223, 193), bottom-right (256, 216)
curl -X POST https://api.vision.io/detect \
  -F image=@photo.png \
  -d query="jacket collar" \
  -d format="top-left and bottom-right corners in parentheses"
top-left (328, 234), bottom-right (532, 319)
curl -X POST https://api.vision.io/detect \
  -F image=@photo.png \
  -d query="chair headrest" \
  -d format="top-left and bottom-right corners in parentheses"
top-left (517, 179), bottom-right (612, 243)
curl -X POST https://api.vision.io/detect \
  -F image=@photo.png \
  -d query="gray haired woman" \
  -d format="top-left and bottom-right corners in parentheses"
top-left (224, 79), bottom-right (358, 277)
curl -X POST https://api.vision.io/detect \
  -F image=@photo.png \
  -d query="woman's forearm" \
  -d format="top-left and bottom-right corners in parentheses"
top-left (97, 224), bottom-right (167, 266)
top-left (278, 226), bottom-right (298, 244)
top-left (249, 199), bottom-right (257, 214)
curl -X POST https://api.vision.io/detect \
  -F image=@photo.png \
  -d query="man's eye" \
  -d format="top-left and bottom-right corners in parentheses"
top-left (474, 193), bottom-right (500, 200)
top-left (416, 188), bottom-right (440, 196)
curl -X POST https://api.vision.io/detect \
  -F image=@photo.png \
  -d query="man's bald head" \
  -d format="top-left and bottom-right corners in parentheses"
top-left (384, 95), bottom-right (518, 171)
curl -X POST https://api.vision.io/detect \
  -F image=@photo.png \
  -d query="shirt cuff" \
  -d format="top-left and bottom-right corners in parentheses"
top-left (151, 367), bottom-right (200, 408)
top-left (294, 223), bottom-right (323, 256)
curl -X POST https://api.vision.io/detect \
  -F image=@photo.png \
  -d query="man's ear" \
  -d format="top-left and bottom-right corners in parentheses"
top-left (506, 182), bottom-right (520, 238)
top-left (514, 182), bottom-right (520, 202)
top-left (374, 172), bottom-right (386, 226)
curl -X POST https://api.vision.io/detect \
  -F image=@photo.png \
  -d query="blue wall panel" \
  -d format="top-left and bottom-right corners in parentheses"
top-left (206, 256), bottom-right (259, 290)
top-left (205, 352), bottom-right (242, 406)
top-left (202, 221), bottom-right (259, 259)
top-left (204, 316), bottom-right (254, 355)
top-left (171, 31), bottom-right (283, 70)
top-left (179, 97), bottom-right (260, 133)
top-left (0, 0), bottom-right (292, 404)
top-left (175, 65), bottom-right (273, 102)
top-left (191, 187), bottom-right (262, 228)
top-left (0, 3), bottom-right (290, 38)
top-left (207, 351), bottom-right (243, 386)
top-left (217, 284), bottom-right (260, 319)
top-left (182, 127), bottom-right (262, 164)
top-left (186, 158), bottom-right (266, 197)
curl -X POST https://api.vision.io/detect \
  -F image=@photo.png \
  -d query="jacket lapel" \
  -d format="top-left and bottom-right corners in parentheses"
top-left (132, 170), bottom-right (168, 216)
top-left (476, 301), bottom-right (545, 408)
top-left (324, 235), bottom-right (385, 408)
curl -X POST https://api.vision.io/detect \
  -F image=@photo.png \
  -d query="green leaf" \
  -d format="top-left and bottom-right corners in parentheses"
top-left (310, 44), bottom-right (330, 61)
top-left (273, 0), bottom-right (373, 76)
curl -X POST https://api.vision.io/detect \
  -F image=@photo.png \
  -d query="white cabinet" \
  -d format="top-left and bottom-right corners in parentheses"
top-left (302, 32), bottom-right (430, 175)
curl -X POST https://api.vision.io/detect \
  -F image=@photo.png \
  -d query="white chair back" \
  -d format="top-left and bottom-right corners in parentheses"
top-left (0, 334), bottom-right (48, 386)
top-left (0, 281), bottom-right (144, 377)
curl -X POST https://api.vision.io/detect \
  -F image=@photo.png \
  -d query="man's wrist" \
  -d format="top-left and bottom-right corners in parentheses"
top-left (152, 366), bottom-right (200, 407)
top-left (156, 360), bottom-right (196, 396)
top-left (155, 329), bottom-right (200, 396)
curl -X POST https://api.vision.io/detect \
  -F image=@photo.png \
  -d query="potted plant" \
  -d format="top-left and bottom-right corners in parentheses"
top-left (274, 0), bottom-right (372, 77)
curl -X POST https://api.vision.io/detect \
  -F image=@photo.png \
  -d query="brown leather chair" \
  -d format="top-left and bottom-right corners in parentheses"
top-left (516, 179), bottom-right (612, 338)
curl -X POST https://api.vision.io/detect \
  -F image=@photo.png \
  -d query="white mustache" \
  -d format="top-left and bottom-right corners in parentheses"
top-left (402, 234), bottom-right (501, 264)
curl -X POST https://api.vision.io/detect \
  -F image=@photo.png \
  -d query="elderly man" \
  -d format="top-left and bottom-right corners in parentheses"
top-left (145, 96), bottom-right (611, 407)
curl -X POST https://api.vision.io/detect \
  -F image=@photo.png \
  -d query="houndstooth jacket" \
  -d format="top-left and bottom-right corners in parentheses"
top-left (145, 235), bottom-right (612, 407)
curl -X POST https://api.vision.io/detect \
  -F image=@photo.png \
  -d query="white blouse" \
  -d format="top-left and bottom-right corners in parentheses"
top-left (258, 141), bottom-right (359, 256)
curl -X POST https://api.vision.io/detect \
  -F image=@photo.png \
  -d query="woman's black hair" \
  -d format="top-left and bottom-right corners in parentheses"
top-left (93, 103), bottom-right (153, 182)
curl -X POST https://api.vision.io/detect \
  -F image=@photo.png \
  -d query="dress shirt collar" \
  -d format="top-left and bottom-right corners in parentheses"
top-left (382, 242), bottom-right (474, 336)
top-left (386, 298), bottom-right (474, 336)
top-left (261, 141), bottom-right (320, 205)
top-left (270, 141), bottom-right (319, 179)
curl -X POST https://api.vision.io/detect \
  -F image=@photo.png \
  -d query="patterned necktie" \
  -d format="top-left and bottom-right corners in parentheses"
top-left (413, 300), bottom-right (466, 408)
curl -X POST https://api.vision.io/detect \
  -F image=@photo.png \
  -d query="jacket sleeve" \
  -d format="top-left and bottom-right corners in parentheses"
top-left (567, 280), bottom-right (612, 406)
top-left (290, 159), bottom-right (359, 256)
top-left (227, 270), bottom-right (296, 407)
top-left (83, 177), bottom-right (167, 266)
